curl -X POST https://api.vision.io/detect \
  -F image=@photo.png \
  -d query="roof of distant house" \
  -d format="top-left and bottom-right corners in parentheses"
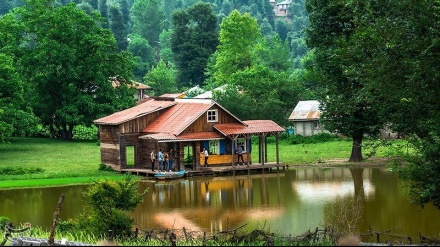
top-left (288, 100), bottom-right (321, 121)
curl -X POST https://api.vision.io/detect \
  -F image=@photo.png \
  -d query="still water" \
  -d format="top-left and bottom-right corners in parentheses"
top-left (1, 167), bottom-right (440, 242)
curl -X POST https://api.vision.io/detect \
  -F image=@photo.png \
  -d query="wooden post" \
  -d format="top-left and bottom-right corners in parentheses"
top-left (275, 133), bottom-right (280, 165)
top-left (48, 194), bottom-right (64, 246)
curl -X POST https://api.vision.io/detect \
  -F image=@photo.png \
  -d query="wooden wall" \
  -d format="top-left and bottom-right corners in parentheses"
top-left (181, 105), bottom-right (241, 134)
top-left (118, 111), bottom-right (161, 133)
top-left (199, 154), bottom-right (252, 166)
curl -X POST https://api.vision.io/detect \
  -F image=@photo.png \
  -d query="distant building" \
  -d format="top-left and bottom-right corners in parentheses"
top-left (288, 100), bottom-right (326, 136)
top-left (269, 0), bottom-right (292, 20)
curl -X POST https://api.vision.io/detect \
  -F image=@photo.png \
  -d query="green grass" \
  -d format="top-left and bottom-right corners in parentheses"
top-left (0, 137), bottom-right (125, 188)
top-left (252, 136), bottom-right (408, 165)
top-left (0, 136), bottom-right (408, 189)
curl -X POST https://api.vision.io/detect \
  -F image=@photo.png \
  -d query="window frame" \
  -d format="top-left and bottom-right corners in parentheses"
top-left (207, 109), bottom-right (218, 122)
top-left (208, 140), bottom-right (220, 154)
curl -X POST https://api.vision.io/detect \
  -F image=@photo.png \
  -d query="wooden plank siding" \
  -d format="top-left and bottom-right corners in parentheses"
top-left (199, 154), bottom-right (252, 166)
top-left (181, 105), bottom-right (241, 134)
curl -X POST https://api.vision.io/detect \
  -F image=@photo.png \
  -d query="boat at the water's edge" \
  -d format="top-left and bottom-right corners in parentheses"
top-left (154, 170), bottom-right (186, 180)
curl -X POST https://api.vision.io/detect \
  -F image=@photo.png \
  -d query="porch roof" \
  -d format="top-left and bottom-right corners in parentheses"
top-left (214, 120), bottom-right (285, 136)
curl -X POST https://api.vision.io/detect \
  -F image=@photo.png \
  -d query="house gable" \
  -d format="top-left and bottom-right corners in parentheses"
top-left (181, 104), bottom-right (243, 135)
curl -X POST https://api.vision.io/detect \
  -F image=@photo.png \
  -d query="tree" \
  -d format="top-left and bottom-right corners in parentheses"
top-left (170, 2), bottom-right (218, 88)
top-left (212, 9), bottom-right (261, 86)
top-left (127, 34), bottom-right (155, 82)
top-left (109, 5), bottom-right (128, 51)
top-left (131, 0), bottom-right (165, 48)
top-left (98, 0), bottom-right (109, 28)
top-left (143, 59), bottom-right (177, 96)
top-left (351, 0), bottom-right (440, 208)
top-left (304, 0), bottom-right (386, 161)
top-left (7, 0), bottom-right (136, 140)
top-left (214, 65), bottom-right (303, 126)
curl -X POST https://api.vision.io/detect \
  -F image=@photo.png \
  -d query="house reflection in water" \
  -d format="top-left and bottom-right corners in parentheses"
top-left (134, 173), bottom-right (285, 234)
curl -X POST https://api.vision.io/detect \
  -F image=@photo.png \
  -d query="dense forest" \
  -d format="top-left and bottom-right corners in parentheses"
top-left (0, 0), bottom-right (311, 139)
top-left (1, 0), bottom-right (440, 209)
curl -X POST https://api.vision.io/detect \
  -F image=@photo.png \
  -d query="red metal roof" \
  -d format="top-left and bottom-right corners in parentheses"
top-left (142, 101), bottom-right (213, 135)
top-left (93, 100), bottom-right (176, 125)
top-left (214, 120), bottom-right (285, 136)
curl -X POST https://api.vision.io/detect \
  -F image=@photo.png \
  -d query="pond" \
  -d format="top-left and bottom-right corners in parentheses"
top-left (1, 167), bottom-right (440, 243)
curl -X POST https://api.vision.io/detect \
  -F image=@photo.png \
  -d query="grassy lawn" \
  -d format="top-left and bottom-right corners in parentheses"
top-left (0, 137), bottom-right (122, 188)
top-left (0, 136), bottom-right (408, 189)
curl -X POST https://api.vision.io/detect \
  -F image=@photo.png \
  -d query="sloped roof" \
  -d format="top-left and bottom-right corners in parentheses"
top-left (142, 99), bottom-right (213, 135)
top-left (214, 120), bottom-right (285, 136)
top-left (159, 93), bottom-right (186, 99)
top-left (93, 100), bottom-right (176, 125)
top-left (288, 100), bottom-right (321, 121)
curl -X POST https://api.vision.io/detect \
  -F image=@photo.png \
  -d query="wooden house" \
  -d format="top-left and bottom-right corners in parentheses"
top-left (93, 97), bottom-right (285, 171)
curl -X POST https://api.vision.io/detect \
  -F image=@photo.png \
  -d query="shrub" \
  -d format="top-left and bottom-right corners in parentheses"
top-left (60, 174), bottom-right (147, 238)
top-left (98, 163), bottom-right (114, 171)
top-left (0, 216), bottom-right (10, 229)
top-left (0, 167), bottom-right (44, 175)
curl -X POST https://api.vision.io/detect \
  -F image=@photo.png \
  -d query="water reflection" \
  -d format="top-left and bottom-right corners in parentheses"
top-left (1, 167), bottom-right (440, 242)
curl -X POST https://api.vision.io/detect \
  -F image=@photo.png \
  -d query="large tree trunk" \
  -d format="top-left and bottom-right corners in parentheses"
top-left (60, 123), bottom-right (74, 141)
top-left (349, 135), bottom-right (363, 162)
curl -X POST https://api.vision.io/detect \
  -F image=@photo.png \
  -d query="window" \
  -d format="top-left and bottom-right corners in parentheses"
top-left (235, 138), bottom-right (247, 153)
top-left (313, 121), bottom-right (320, 129)
top-left (207, 109), bottom-right (218, 122)
top-left (209, 140), bottom-right (219, 154)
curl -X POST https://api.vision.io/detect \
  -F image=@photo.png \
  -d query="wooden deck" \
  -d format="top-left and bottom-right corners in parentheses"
top-left (119, 162), bottom-right (286, 179)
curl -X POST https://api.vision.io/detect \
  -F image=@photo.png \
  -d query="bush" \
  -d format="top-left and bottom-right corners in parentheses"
top-left (98, 163), bottom-right (114, 171)
top-left (0, 167), bottom-right (44, 175)
top-left (285, 133), bottom-right (340, 145)
top-left (60, 175), bottom-right (147, 238)
top-left (0, 216), bottom-right (10, 229)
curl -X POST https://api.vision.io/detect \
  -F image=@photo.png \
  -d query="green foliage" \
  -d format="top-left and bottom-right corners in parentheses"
top-left (213, 10), bottom-right (261, 86)
top-left (170, 2), bottom-right (218, 87)
top-left (143, 59), bottom-right (177, 96)
top-left (62, 174), bottom-right (147, 237)
top-left (0, 216), bottom-right (10, 229)
top-left (1, 1), bottom-right (136, 140)
top-left (109, 5), bottom-right (128, 51)
top-left (305, 0), bottom-right (388, 161)
top-left (131, 0), bottom-right (166, 47)
top-left (72, 125), bottom-right (98, 140)
top-left (127, 34), bottom-right (156, 81)
top-left (269, 132), bottom-right (340, 145)
top-left (98, 163), bottom-right (114, 171)
top-left (0, 166), bottom-right (44, 175)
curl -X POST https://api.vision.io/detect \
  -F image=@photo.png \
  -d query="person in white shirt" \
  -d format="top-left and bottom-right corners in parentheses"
top-left (201, 147), bottom-right (209, 167)
top-left (150, 149), bottom-right (156, 171)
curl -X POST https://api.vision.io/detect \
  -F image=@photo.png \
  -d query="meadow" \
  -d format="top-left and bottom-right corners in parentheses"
top-left (0, 136), bottom-right (406, 189)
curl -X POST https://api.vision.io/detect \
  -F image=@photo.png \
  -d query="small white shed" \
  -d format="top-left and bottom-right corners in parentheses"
top-left (288, 100), bottom-right (326, 136)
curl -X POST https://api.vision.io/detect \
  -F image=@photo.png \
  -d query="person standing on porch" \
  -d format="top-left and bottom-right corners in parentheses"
top-left (158, 149), bottom-right (164, 171)
top-left (168, 148), bottom-right (174, 171)
top-left (150, 149), bottom-right (156, 171)
top-left (201, 147), bottom-right (209, 167)
top-left (164, 151), bottom-right (170, 171)
top-left (236, 144), bottom-right (244, 165)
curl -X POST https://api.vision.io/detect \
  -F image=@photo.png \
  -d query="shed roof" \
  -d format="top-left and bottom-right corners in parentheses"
top-left (288, 100), bottom-right (321, 121)
top-left (93, 99), bottom-right (176, 125)
top-left (142, 100), bottom-right (214, 136)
